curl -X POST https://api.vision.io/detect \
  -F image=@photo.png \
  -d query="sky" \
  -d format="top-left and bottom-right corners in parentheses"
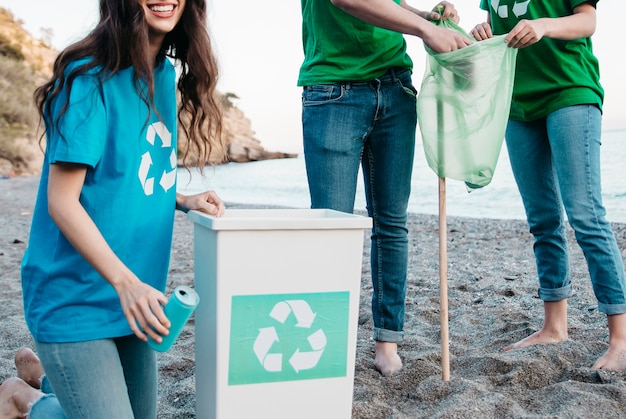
top-left (2, 0), bottom-right (624, 154)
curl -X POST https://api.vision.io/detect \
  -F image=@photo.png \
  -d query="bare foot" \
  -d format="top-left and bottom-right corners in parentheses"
top-left (503, 300), bottom-right (568, 352)
top-left (502, 329), bottom-right (568, 352)
top-left (593, 348), bottom-right (626, 371)
top-left (14, 348), bottom-right (44, 389)
top-left (0, 377), bottom-right (44, 419)
top-left (593, 313), bottom-right (626, 370)
top-left (374, 341), bottom-right (402, 376)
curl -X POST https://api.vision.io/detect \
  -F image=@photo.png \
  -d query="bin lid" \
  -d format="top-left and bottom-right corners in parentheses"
top-left (187, 208), bottom-right (372, 231)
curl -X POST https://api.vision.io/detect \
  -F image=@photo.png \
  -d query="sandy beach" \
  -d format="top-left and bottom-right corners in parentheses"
top-left (1, 174), bottom-right (625, 418)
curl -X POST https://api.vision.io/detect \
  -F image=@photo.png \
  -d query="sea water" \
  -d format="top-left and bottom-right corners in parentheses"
top-left (178, 129), bottom-right (626, 223)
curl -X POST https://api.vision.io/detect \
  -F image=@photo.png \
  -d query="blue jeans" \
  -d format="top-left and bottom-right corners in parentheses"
top-left (506, 105), bottom-right (626, 315)
top-left (302, 67), bottom-right (417, 342)
top-left (27, 375), bottom-right (64, 419)
top-left (31, 335), bottom-right (157, 419)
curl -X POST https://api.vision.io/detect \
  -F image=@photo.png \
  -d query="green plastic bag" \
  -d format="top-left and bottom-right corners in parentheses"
top-left (416, 19), bottom-right (518, 190)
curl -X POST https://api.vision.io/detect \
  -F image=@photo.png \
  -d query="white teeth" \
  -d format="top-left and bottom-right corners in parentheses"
top-left (149, 5), bottom-right (174, 12)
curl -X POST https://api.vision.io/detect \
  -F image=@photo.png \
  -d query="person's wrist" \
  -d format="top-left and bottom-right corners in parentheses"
top-left (175, 193), bottom-right (189, 213)
top-left (175, 203), bottom-right (189, 213)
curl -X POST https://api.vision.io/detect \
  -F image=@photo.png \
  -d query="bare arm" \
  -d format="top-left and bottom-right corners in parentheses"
top-left (47, 162), bottom-right (170, 342)
top-left (471, 3), bottom-right (596, 48)
top-left (330, 0), bottom-right (472, 52)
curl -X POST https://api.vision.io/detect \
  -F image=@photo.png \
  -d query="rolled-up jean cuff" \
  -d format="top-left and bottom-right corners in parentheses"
top-left (372, 328), bottom-right (404, 343)
top-left (29, 393), bottom-right (66, 419)
top-left (598, 302), bottom-right (626, 316)
top-left (538, 284), bottom-right (572, 302)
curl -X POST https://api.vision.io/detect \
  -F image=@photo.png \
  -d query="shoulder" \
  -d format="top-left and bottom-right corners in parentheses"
top-left (64, 57), bottom-right (103, 77)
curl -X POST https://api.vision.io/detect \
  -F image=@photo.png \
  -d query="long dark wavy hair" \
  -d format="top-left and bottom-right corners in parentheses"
top-left (34, 0), bottom-right (223, 168)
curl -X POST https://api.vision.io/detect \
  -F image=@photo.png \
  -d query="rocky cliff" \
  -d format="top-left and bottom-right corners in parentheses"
top-left (0, 8), bottom-right (296, 177)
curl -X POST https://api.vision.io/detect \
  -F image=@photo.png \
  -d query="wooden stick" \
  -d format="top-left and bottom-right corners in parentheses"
top-left (439, 176), bottom-right (450, 381)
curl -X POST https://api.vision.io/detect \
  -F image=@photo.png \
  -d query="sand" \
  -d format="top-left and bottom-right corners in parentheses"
top-left (1, 175), bottom-right (625, 418)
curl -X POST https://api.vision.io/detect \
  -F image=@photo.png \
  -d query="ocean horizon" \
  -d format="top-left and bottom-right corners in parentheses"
top-left (178, 129), bottom-right (626, 223)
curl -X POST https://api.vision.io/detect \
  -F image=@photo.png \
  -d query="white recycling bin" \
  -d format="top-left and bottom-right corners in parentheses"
top-left (187, 208), bottom-right (372, 419)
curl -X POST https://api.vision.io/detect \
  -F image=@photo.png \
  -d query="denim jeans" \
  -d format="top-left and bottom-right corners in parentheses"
top-left (26, 376), bottom-right (65, 419)
top-left (302, 67), bottom-right (417, 342)
top-left (32, 335), bottom-right (157, 419)
top-left (506, 105), bottom-right (626, 315)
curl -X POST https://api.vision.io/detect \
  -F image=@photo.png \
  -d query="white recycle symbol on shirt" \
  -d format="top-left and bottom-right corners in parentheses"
top-left (491, 0), bottom-right (530, 19)
top-left (253, 300), bottom-right (327, 373)
top-left (138, 121), bottom-right (177, 196)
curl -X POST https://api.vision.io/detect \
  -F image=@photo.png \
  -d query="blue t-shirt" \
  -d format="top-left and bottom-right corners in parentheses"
top-left (21, 57), bottom-right (178, 342)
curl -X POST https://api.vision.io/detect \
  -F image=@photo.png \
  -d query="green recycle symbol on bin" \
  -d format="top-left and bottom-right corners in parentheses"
top-left (253, 300), bottom-right (326, 373)
top-left (228, 292), bottom-right (349, 385)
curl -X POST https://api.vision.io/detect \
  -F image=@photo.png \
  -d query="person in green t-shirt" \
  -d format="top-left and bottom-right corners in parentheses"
top-left (298, 0), bottom-right (471, 377)
top-left (472, 0), bottom-right (626, 371)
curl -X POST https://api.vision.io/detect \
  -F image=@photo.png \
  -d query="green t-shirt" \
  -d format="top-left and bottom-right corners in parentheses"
top-left (298, 0), bottom-right (413, 85)
top-left (479, 0), bottom-right (603, 121)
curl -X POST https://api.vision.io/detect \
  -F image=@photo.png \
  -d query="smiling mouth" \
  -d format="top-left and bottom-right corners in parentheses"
top-left (148, 4), bottom-right (175, 13)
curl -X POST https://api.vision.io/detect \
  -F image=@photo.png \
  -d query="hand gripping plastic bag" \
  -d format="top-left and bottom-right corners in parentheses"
top-left (416, 19), bottom-right (518, 191)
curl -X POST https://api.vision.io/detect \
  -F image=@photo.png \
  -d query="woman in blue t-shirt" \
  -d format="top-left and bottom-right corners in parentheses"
top-left (0, 0), bottom-right (226, 417)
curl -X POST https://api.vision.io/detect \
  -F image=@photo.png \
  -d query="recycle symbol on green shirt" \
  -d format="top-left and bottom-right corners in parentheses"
top-left (491, 0), bottom-right (530, 19)
top-left (253, 300), bottom-right (326, 373)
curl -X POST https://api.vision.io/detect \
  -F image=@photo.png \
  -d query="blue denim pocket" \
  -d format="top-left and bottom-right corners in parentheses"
top-left (395, 72), bottom-right (417, 98)
top-left (302, 84), bottom-right (344, 106)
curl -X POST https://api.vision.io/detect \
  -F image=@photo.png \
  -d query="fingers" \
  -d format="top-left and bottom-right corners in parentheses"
top-left (124, 289), bottom-right (170, 342)
top-left (131, 311), bottom-right (169, 343)
top-left (183, 190), bottom-right (225, 217)
top-left (505, 31), bottom-right (539, 48)
top-left (504, 20), bottom-right (543, 48)
top-left (445, 29), bottom-right (473, 51)
top-left (203, 190), bottom-right (225, 216)
top-left (460, 34), bottom-right (473, 48)
top-left (430, 2), bottom-right (458, 23)
top-left (439, 2), bottom-right (459, 23)
top-left (424, 27), bottom-right (472, 53)
top-left (470, 20), bottom-right (539, 48)
top-left (470, 22), bottom-right (492, 40)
